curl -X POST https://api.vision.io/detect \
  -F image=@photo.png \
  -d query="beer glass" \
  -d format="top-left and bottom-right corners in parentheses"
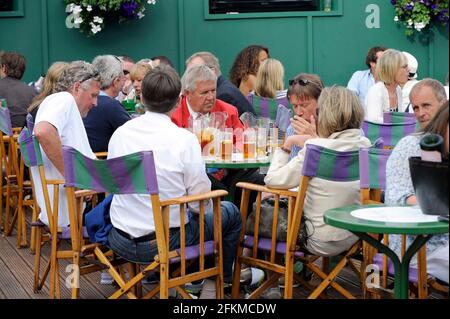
top-left (221, 128), bottom-right (233, 161)
top-left (244, 128), bottom-right (256, 160)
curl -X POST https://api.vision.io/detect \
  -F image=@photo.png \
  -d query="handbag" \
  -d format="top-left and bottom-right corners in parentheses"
top-left (246, 197), bottom-right (310, 245)
top-left (246, 197), bottom-right (289, 241)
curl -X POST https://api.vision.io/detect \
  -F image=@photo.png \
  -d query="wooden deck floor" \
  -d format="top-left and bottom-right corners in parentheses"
top-left (0, 214), bottom-right (444, 300)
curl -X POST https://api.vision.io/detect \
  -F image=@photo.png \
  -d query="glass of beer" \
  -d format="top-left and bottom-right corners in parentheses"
top-left (244, 128), bottom-right (256, 160)
top-left (257, 127), bottom-right (267, 158)
top-left (221, 128), bottom-right (233, 161)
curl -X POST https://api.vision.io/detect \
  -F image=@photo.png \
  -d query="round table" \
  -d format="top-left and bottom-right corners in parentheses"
top-left (324, 204), bottom-right (449, 299)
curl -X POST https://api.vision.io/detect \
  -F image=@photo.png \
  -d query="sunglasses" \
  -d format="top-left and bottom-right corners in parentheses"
top-left (289, 78), bottom-right (311, 86)
top-left (123, 70), bottom-right (130, 75)
top-left (79, 71), bottom-right (100, 84)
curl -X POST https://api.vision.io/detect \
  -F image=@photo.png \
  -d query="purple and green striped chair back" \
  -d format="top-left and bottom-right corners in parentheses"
top-left (62, 146), bottom-right (159, 195)
top-left (18, 128), bottom-right (43, 168)
top-left (362, 120), bottom-right (417, 149)
top-left (383, 112), bottom-right (415, 124)
top-left (383, 112), bottom-right (420, 130)
top-left (359, 148), bottom-right (392, 191)
top-left (302, 144), bottom-right (360, 182)
top-left (26, 113), bottom-right (35, 132)
top-left (0, 104), bottom-right (13, 136)
top-left (247, 93), bottom-right (290, 120)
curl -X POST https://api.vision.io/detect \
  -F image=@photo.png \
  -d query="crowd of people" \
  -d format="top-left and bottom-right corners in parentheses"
top-left (0, 44), bottom-right (448, 298)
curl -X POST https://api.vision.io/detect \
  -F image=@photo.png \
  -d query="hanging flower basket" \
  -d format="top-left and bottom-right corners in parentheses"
top-left (391, 0), bottom-right (449, 36)
top-left (65, 0), bottom-right (157, 36)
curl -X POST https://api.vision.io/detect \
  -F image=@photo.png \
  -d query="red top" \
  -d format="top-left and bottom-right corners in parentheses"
top-left (171, 97), bottom-right (244, 131)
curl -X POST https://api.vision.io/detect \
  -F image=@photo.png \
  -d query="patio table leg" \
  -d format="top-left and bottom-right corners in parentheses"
top-left (355, 232), bottom-right (431, 299)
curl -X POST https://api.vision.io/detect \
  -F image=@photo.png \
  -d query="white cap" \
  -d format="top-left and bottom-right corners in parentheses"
top-left (402, 51), bottom-right (418, 79)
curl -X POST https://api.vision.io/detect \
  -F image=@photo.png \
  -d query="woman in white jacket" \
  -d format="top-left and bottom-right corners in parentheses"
top-left (365, 49), bottom-right (409, 123)
top-left (265, 86), bottom-right (371, 256)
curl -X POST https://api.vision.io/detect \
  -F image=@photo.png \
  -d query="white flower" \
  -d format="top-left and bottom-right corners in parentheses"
top-left (74, 16), bottom-right (83, 25)
top-left (73, 5), bottom-right (82, 15)
top-left (137, 11), bottom-right (145, 19)
top-left (67, 3), bottom-right (75, 13)
top-left (86, 5), bottom-right (92, 12)
top-left (414, 22), bottom-right (426, 31)
top-left (147, 0), bottom-right (156, 4)
top-left (394, 16), bottom-right (399, 22)
top-left (408, 19), bottom-right (413, 26)
top-left (91, 24), bottom-right (102, 35)
top-left (93, 16), bottom-right (103, 24)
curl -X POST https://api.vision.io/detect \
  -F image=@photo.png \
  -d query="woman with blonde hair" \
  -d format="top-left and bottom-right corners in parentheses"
top-left (129, 59), bottom-right (154, 100)
top-left (27, 61), bottom-right (69, 121)
top-left (365, 49), bottom-right (409, 123)
top-left (253, 58), bottom-right (286, 99)
top-left (265, 86), bottom-right (371, 256)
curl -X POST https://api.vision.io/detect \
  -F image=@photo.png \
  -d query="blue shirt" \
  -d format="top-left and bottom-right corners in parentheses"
top-left (347, 69), bottom-right (375, 109)
top-left (286, 124), bottom-right (302, 160)
top-left (83, 94), bottom-right (131, 152)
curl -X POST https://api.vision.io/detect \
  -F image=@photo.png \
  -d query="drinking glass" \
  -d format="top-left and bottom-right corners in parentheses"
top-left (257, 127), bottom-right (267, 158)
top-left (244, 129), bottom-right (256, 160)
top-left (221, 128), bottom-right (233, 161)
top-left (201, 127), bottom-right (217, 158)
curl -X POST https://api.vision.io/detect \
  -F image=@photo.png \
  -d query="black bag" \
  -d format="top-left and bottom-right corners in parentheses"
top-left (246, 197), bottom-right (311, 246)
top-left (246, 197), bottom-right (289, 241)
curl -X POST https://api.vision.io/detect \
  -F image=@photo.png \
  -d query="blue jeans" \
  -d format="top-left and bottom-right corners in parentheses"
top-left (108, 201), bottom-right (242, 283)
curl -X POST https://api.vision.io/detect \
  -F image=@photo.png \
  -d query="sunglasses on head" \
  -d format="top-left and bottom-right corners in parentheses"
top-left (289, 78), bottom-right (311, 86)
top-left (79, 71), bottom-right (100, 84)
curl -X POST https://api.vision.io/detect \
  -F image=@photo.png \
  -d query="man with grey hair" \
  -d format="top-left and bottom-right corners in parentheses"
top-left (409, 78), bottom-right (447, 129)
top-left (172, 65), bottom-right (264, 232)
top-left (185, 51), bottom-right (255, 116)
top-left (33, 60), bottom-right (100, 227)
top-left (171, 64), bottom-right (243, 131)
top-left (83, 55), bottom-right (130, 152)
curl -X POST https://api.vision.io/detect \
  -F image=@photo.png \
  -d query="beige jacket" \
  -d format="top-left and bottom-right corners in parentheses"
top-left (265, 129), bottom-right (371, 242)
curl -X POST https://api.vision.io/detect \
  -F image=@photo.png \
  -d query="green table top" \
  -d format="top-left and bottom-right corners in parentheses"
top-left (204, 158), bottom-right (271, 169)
top-left (324, 204), bottom-right (449, 235)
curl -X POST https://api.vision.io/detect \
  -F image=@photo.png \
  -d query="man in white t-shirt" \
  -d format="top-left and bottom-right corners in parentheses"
top-left (32, 61), bottom-right (101, 226)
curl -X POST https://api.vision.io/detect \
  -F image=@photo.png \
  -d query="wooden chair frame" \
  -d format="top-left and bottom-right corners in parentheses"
top-left (231, 181), bottom-right (360, 299)
top-left (92, 190), bottom-right (227, 299)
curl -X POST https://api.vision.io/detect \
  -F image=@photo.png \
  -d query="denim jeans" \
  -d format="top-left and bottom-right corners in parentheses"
top-left (108, 201), bottom-right (242, 283)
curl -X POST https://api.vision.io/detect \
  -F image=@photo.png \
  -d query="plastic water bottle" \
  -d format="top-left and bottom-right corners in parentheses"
top-left (420, 133), bottom-right (443, 163)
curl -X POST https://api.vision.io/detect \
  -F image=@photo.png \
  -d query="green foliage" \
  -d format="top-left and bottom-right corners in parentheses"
top-left (391, 0), bottom-right (449, 37)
